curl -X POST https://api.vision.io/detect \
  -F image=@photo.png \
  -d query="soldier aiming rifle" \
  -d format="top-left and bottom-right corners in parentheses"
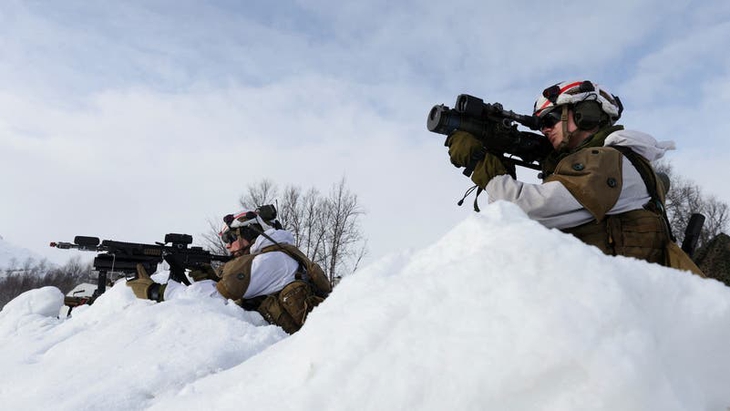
top-left (429, 79), bottom-right (704, 276)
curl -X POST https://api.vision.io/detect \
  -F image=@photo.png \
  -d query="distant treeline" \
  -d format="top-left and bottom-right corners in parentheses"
top-left (0, 256), bottom-right (93, 308)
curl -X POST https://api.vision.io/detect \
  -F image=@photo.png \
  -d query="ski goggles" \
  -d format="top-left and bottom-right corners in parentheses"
top-left (220, 228), bottom-right (240, 245)
top-left (221, 211), bottom-right (262, 244)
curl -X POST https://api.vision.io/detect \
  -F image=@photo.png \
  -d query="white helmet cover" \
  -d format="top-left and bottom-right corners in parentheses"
top-left (219, 210), bottom-right (273, 238)
top-left (534, 80), bottom-right (623, 124)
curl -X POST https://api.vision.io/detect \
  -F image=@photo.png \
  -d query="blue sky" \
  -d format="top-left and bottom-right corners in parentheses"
top-left (1, 0), bottom-right (729, 265)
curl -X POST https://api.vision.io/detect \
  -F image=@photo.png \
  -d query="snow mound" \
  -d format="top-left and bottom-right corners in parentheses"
top-left (1, 202), bottom-right (729, 411)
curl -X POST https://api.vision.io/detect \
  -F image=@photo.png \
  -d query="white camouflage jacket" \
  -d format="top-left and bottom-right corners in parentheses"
top-left (165, 228), bottom-right (299, 301)
top-left (484, 129), bottom-right (675, 229)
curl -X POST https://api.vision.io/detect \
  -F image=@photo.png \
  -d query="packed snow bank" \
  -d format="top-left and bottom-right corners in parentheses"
top-left (0, 286), bottom-right (64, 318)
top-left (1, 202), bottom-right (729, 411)
top-left (0, 275), bottom-right (287, 410)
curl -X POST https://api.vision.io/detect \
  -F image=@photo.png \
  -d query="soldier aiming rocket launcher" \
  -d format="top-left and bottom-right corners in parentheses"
top-left (427, 94), bottom-right (553, 173)
top-left (51, 233), bottom-right (231, 306)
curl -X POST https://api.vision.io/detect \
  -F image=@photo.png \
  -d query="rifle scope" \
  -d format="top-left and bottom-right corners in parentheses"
top-left (456, 94), bottom-right (540, 131)
top-left (165, 233), bottom-right (193, 246)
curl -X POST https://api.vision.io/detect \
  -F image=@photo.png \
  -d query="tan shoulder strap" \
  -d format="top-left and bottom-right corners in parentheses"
top-left (260, 243), bottom-right (304, 267)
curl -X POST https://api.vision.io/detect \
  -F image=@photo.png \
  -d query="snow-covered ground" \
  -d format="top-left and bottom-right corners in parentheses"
top-left (1, 202), bottom-right (729, 411)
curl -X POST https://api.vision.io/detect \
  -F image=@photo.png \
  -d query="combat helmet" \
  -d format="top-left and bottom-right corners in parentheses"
top-left (534, 80), bottom-right (623, 131)
top-left (219, 204), bottom-right (281, 244)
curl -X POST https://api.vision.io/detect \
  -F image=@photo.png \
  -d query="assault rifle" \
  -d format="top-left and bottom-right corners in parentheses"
top-left (427, 94), bottom-right (553, 174)
top-left (50, 233), bottom-right (231, 306)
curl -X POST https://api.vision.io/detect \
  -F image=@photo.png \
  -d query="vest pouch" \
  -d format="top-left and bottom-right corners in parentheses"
top-left (563, 210), bottom-right (667, 264)
top-left (257, 281), bottom-right (322, 334)
top-left (665, 241), bottom-right (706, 278)
top-left (257, 294), bottom-right (300, 334)
top-left (607, 210), bottom-right (667, 264)
top-left (279, 280), bottom-right (324, 328)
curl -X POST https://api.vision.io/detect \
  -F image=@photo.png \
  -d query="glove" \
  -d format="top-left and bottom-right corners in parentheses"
top-left (445, 131), bottom-right (485, 168)
top-left (470, 153), bottom-right (510, 189)
top-left (189, 264), bottom-right (219, 282)
top-left (127, 264), bottom-right (165, 302)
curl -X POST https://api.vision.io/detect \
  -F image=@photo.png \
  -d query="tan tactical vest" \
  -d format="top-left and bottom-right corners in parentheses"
top-left (215, 244), bottom-right (329, 333)
top-left (544, 134), bottom-right (703, 277)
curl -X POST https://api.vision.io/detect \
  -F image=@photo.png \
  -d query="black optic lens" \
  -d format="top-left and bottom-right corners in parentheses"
top-left (539, 107), bottom-right (562, 129)
top-left (223, 214), bottom-right (235, 226)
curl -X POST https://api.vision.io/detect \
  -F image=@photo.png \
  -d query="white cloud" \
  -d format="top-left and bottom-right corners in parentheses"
top-left (0, 76), bottom-right (466, 266)
top-left (1, 0), bottom-right (729, 265)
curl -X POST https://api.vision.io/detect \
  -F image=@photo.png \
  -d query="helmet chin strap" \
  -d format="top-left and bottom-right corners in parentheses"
top-left (556, 105), bottom-right (572, 151)
top-left (555, 104), bottom-right (584, 151)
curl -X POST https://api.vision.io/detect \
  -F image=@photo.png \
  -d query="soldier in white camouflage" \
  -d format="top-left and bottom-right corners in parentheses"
top-left (446, 80), bottom-right (703, 275)
top-left (127, 206), bottom-right (331, 333)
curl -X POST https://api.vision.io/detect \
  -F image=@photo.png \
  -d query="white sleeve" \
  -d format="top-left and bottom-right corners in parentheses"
top-left (485, 175), bottom-right (594, 229)
top-left (484, 158), bottom-right (652, 230)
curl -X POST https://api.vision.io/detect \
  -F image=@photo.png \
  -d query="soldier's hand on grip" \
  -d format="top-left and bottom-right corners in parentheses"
top-left (470, 153), bottom-right (510, 189)
top-left (445, 131), bottom-right (485, 168)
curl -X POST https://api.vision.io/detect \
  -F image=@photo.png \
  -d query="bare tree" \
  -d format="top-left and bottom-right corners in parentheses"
top-left (200, 217), bottom-right (229, 256)
top-left (320, 178), bottom-right (365, 284)
top-left (240, 179), bottom-right (278, 210)
top-left (21, 257), bottom-right (34, 275)
top-left (296, 187), bottom-right (328, 261)
top-left (3, 257), bottom-right (18, 276)
top-left (700, 195), bottom-right (729, 246)
top-left (55, 255), bottom-right (94, 282)
top-left (655, 161), bottom-right (729, 249)
top-left (279, 185), bottom-right (303, 242)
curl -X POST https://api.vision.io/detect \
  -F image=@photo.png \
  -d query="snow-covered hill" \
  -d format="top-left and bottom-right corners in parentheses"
top-left (0, 235), bottom-right (47, 274)
top-left (1, 202), bottom-right (729, 410)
